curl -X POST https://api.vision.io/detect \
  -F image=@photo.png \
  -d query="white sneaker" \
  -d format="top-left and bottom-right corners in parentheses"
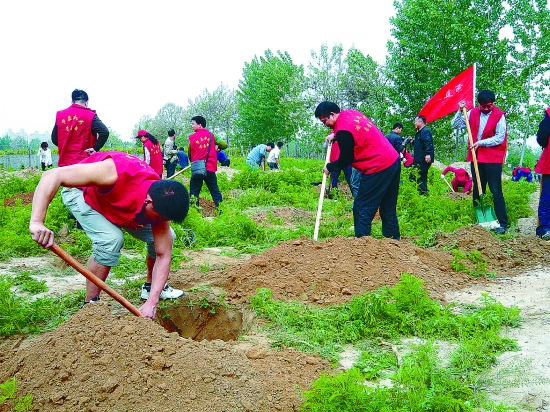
top-left (141, 283), bottom-right (185, 300)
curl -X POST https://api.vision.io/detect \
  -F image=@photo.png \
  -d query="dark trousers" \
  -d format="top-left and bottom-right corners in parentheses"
top-left (410, 161), bottom-right (431, 193)
top-left (190, 171), bottom-right (223, 207)
top-left (165, 161), bottom-right (177, 178)
top-left (353, 158), bottom-right (401, 239)
top-left (471, 162), bottom-right (508, 226)
top-left (537, 174), bottom-right (550, 236)
top-left (330, 165), bottom-right (352, 189)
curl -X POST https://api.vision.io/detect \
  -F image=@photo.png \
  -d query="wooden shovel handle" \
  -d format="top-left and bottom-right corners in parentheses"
top-left (167, 165), bottom-right (191, 180)
top-left (313, 144), bottom-right (332, 241)
top-left (462, 107), bottom-right (483, 196)
top-left (50, 243), bottom-right (143, 317)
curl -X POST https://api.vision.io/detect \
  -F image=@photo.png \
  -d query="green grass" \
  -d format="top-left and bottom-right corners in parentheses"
top-left (249, 275), bottom-right (521, 411)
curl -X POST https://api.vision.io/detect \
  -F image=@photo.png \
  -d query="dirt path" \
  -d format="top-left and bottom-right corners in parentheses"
top-left (447, 267), bottom-right (550, 411)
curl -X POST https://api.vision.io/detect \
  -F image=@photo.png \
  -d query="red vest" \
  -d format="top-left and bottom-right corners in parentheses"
top-left (333, 110), bottom-right (398, 174)
top-left (467, 106), bottom-right (507, 163)
top-left (330, 140), bottom-right (340, 162)
top-left (55, 104), bottom-right (97, 166)
top-left (81, 152), bottom-right (159, 229)
top-left (535, 108), bottom-right (550, 174)
top-left (188, 129), bottom-right (218, 172)
top-left (144, 139), bottom-right (163, 176)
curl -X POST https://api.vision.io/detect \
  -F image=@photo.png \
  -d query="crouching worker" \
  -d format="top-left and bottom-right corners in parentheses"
top-left (442, 165), bottom-right (473, 193)
top-left (29, 151), bottom-right (190, 320)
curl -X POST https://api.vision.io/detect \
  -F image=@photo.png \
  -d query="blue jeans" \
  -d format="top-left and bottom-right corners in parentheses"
top-left (330, 165), bottom-right (352, 189)
top-left (190, 171), bottom-right (223, 207)
top-left (165, 161), bottom-right (177, 178)
top-left (353, 159), bottom-right (401, 239)
top-left (537, 174), bottom-right (550, 236)
top-left (471, 162), bottom-right (508, 227)
top-left (410, 161), bottom-right (431, 193)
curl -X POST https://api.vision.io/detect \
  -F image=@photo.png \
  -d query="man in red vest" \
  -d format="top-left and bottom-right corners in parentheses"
top-left (535, 108), bottom-right (550, 239)
top-left (29, 152), bottom-right (189, 319)
top-left (315, 101), bottom-right (401, 239)
top-left (52, 89), bottom-right (109, 167)
top-left (452, 89), bottom-right (508, 234)
top-left (188, 116), bottom-right (224, 207)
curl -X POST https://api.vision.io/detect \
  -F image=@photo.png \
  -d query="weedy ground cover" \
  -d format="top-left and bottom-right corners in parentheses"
top-left (250, 275), bottom-right (521, 411)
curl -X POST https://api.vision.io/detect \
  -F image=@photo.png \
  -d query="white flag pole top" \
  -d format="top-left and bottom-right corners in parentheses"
top-left (473, 62), bottom-right (477, 105)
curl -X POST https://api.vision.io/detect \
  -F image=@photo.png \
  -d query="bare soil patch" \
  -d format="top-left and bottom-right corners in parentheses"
top-left (3, 191), bottom-right (34, 207)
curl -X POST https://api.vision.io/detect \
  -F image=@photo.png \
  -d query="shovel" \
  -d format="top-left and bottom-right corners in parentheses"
top-left (167, 165), bottom-right (191, 180)
top-left (50, 243), bottom-right (143, 317)
top-left (441, 174), bottom-right (454, 192)
top-left (313, 143), bottom-right (332, 241)
top-left (462, 107), bottom-right (500, 229)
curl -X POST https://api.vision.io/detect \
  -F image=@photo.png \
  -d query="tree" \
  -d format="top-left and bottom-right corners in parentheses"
top-left (386, 0), bottom-right (513, 162)
top-left (505, 0), bottom-right (550, 165)
top-left (236, 50), bottom-right (307, 148)
top-left (186, 84), bottom-right (238, 145)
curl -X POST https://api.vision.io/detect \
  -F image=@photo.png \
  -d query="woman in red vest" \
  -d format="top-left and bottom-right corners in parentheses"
top-left (135, 130), bottom-right (163, 177)
top-left (535, 108), bottom-right (550, 239)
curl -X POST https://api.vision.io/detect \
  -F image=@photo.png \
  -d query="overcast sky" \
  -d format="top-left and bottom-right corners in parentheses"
top-left (0, 1), bottom-right (395, 141)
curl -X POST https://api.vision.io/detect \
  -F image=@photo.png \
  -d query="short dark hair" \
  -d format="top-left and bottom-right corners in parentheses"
top-left (416, 115), bottom-right (427, 125)
top-left (277, 141), bottom-right (283, 148)
top-left (477, 89), bottom-right (495, 105)
top-left (191, 116), bottom-right (207, 128)
top-left (148, 180), bottom-right (190, 223)
top-left (267, 142), bottom-right (275, 149)
top-left (314, 101), bottom-right (341, 118)
top-left (392, 122), bottom-right (404, 130)
top-left (168, 129), bottom-right (176, 137)
top-left (40, 142), bottom-right (48, 150)
top-left (71, 89), bottom-right (88, 103)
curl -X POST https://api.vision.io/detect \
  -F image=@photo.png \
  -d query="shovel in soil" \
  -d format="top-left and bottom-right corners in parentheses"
top-left (462, 107), bottom-right (500, 229)
top-left (50, 243), bottom-right (143, 317)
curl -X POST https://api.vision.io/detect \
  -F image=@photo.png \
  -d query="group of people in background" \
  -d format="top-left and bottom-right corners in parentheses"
top-left (314, 87), bottom-right (550, 239)
top-left (27, 87), bottom-right (550, 314)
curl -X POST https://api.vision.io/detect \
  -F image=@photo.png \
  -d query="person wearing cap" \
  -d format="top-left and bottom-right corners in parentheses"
top-left (51, 89), bottom-right (109, 167)
top-left (29, 151), bottom-right (189, 319)
top-left (135, 130), bottom-right (164, 178)
top-left (164, 129), bottom-right (179, 178)
top-left (188, 116), bottom-right (223, 207)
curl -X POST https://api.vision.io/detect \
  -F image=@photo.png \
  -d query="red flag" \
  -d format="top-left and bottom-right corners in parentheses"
top-left (419, 64), bottom-right (475, 123)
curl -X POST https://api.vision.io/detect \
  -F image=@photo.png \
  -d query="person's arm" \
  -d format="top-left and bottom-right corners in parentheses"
top-left (91, 115), bottom-right (109, 152)
top-left (144, 146), bottom-right (151, 164)
top-left (51, 125), bottom-right (58, 146)
top-left (215, 135), bottom-right (228, 150)
top-left (422, 129), bottom-right (434, 162)
top-left (29, 159), bottom-right (118, 248)
top-left (537, 113), bottom-right (550, 148)
top-left (326, 131), bottom-right (354, 173)
top-left (451, 110), bottom-right (466, 129)
top-left (477, 116), bottom-right (506, 147)
top-left (139, 220), bottom-right (172, 319)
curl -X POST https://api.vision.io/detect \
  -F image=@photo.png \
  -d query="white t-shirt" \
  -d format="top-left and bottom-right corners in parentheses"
top-left (267, 146), bottom-right (280, 163)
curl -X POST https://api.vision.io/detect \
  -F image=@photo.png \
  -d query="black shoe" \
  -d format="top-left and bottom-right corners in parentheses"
top-left (494, 226), bottom-right (507, 235)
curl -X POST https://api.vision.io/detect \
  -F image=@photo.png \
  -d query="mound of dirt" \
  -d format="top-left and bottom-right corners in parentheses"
top-left (0, 305), bottom-right (328, 412)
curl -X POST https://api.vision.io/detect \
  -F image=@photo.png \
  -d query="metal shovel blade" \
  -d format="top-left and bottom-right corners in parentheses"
top-left (473, 197), bottom-right (500, 229)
